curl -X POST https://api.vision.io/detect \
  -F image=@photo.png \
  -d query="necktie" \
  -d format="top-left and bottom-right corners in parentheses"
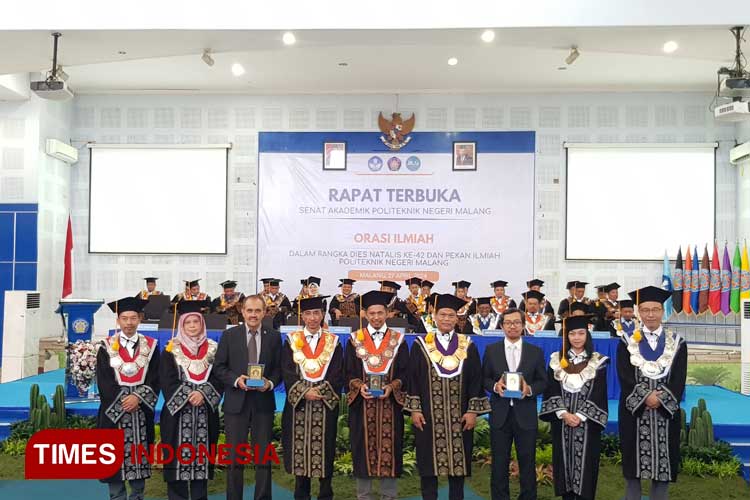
top-left (508, 344), bottom-right (517, 371)
top-left (247, 331), bottom-right (258, 364)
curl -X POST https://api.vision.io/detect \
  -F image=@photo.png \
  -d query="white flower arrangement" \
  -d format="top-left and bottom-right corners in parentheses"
top-left (66, 340), bottom-right (100, 396)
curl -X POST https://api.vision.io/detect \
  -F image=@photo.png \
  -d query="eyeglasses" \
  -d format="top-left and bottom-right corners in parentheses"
top-left (502, 320), bottom-right (524, 327)
top-left (639, 307), bottom-right (663, 315)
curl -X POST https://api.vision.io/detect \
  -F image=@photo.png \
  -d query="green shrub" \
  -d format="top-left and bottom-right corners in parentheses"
top-left (681, 441), bottom-right (736, 464)
top-left (688, 366), bottom-right (731, 386)
top-left (402, 448), bottom-right (418, 476)
top-left (681, 458), bottom-right (740, 478)
top-left (473, 417), bottom-right (490, 448)
top-left (601, 433), bottom-right (621, 458)
top-left (536, 419), bottom-right (552, 448)
top-left (1, 438), bottom-right (27, 456)
top-left (333, 451), bottom-right (353, 476)
top-left (535, 445), bottom-right (553, 466)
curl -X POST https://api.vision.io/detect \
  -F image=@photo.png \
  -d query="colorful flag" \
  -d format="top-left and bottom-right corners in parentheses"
top-left (662, 250), bottom-right (674, 320)
top-left (683, 245), bottom-right (693, 314)
top-left (731, 243), bottom-right (741, 314)
top-left (720, 243), bottom-right (731, 315)
top-left (691, 246), bottom-right (700, 314)
top-left (672, 246), bottom-right (683, 313)
top-left (708, 243), bottom-right (721, 314)
top-left (62, 215), bottom-right (73, 298)
top-left (698, 245), bottom-right (710, 314)
top-left (742, 242), bottom-right (750, 300)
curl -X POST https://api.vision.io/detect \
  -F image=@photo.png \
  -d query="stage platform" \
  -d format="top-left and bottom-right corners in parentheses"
top-left (1, 369), bottom-right (749, 481)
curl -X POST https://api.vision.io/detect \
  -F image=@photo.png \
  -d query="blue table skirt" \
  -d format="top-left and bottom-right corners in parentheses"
top-left (110, 329), bottom-right (622, 399)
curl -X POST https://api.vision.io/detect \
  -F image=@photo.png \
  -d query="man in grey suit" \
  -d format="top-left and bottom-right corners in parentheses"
top-left (482, 308), bottom-right (548, 500)
top-left (214, 295), bottom-right (282, 500)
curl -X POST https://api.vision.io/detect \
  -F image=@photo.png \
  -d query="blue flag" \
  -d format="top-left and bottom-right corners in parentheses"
top-left (662, 250), bottom-right (674, 320)
top-left (691, 246), bottom-right (700, 313)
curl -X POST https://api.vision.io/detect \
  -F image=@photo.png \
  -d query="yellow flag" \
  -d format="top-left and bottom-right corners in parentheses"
top-left (742, 242), bottom-right (750, 299)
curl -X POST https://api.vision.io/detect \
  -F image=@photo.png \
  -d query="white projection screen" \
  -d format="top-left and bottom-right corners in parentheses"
top-left (88, 145), bottom-right (228, 254)
top-left (565, 144), bottom-right (716, 261)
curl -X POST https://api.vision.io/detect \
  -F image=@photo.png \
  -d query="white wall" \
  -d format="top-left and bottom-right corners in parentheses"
top-left (66, 92), bottom-right (737, 334)
top-left (36, 98), bottom-right (73, 336)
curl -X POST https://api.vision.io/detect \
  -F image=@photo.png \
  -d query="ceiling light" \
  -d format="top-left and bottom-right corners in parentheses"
top-left (481, 30), bottom-right (495, 43)
top-left (565, 46), bottom-right (579, 65)
top-left (663, 40), bottom-right (679, 53)
top-left (201, 49), bottom-right (214, 67)
top-left (447, 57), bottom-right (458, 66)
top-left (282, 32), bottom-right (296, 45)
top-left (231, 63), bottom-right (245, 77)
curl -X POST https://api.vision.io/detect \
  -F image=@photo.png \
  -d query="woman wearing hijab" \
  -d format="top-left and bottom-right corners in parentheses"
top-left (160, 309), bottom-right (223, 500)
top-left (540, 315), bottom-right (609, 500)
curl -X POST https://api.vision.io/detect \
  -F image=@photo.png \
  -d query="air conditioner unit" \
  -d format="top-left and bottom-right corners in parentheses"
top-left (730, 142), bottom-right (750, 165)
top-left (741, 299), bottom-right (750, 395)
top-left (2, 291), bottom-right (42, 383)
top-left (45, 138), bottom-right (78, 164)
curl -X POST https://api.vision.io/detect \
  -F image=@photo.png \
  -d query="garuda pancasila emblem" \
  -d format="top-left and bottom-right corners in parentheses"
top-left (378, 112), bottom-right (416, 150)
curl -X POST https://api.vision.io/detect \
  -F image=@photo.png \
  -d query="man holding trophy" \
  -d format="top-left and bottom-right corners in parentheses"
top-left (344, 290), bottom-right (410, 500)
top-left (482, 308), bottom-right (549, 500)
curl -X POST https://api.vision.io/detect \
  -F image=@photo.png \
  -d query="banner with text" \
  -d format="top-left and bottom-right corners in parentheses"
top-left (257, 131), bottom-right (535, 297)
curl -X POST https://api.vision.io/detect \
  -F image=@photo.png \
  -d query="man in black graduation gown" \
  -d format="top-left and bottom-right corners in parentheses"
top-left (404, 277), bottom-right (427, 328)
top-left (136, 277), bottom-right (163, 299)
top-left (481, 307), bottom-right (548, 500)
top-left (610, 299), bottom-right (638, 337)
top-left (452, 280), bottom-right (475, 333)
top-left (345, 290), bottom-right (410, 500)
top-left (489, 280), bottom-right (517, 315)
top-left (518, 278), bottom-right (555, 316)
top-left (281, 295), bottom-right (344, 500)
top-left (464, 297), bottom-right (501, 335)
top-left (96, 297), bottom-right (159, 500)
top-left (420, 280), bottom-right (435, 299)
top-left (406, 294), bottom-right (490, 500)
top-left (214, 295), bottom-right (281, 500)
top-left (557, 281), bottom-right (589, 320)
top-left (211, 280), bottom-right (245, 326)
top-left (328, 278), bottom-right (360, 326)
top-left (379, 280), bottom-right (408, 319)
top-left (617, 286), bottom-right (687, 500)
top-left (261, 278), bottom-right (292, 329)
top-left (522, 290), bottom-right (556, 335)
top-left (173, 279), bottom-right (211, 314)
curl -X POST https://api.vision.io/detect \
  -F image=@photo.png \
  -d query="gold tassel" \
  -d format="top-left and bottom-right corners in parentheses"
top-left (425, 332), bottom-right (435, 344)
top-left (111, 300), bottom-right (120, 351)
top-left (632, 329), bottom-right (642, 343)
top-left (560, 357), bottom-right (569, 369)
top-left (295, 332), bottom-right (305, 348)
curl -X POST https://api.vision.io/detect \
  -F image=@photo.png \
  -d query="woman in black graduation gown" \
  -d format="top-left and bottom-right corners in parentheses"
top-left (540, 315), bottom-right (609, 500)
top-left (159, 309), bottom-right (223, 500)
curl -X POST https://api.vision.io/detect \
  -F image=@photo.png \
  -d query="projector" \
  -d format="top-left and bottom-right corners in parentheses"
top-left (714, 100), bottom-right (750, 122)
top-left (719, 77), bottom-right (750, 98)
top-left (30, 79), bottom-right (74, 101)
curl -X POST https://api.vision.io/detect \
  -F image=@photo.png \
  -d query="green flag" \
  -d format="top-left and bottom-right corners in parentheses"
top-left (731, 243), bottom-right (742, 313)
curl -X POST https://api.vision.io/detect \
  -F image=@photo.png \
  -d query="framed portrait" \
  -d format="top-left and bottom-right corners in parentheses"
top-left (452, 141), bottom-right (477, 171)
top-left (323, 141), bottom-right (347, 170)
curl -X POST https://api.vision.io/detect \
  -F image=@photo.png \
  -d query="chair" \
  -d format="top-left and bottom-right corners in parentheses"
top-left (143, 294), bottom-right (171, 320)
top-left (204, 313), bottom-right (229, 330)
top-left (261, 316), bottom-right (275, 331)
top-left (157, 309), bottom-right (177, 329)
top-left (337, 317), bottom-right (367, 330)
top-left (386, 317), bottom-right (410, 330)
